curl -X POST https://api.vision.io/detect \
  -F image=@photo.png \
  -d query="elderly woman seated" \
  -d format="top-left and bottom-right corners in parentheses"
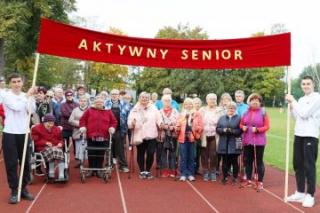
top-left (31, 114), bottom-right (65, 181)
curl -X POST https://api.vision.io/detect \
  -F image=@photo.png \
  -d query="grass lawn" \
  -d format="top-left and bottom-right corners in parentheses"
top-left (264, 107), bottom-right (320, 184)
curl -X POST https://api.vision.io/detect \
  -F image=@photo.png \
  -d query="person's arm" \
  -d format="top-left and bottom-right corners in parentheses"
top-left (291, 95), bottom-right (320, 119)
top-left (31, 126), bottom-right (47, 148)
top-left (257, 114), bottom-right (270, 133)
top-left (53, 128), bottom-right (64, 147)
top-left (216, 117), bottom-right (226, 135)
top-left (2, 95), bottom-right (29, 112)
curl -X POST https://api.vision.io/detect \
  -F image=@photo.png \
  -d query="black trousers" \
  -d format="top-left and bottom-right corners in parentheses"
top-left (244, 145), bottom-right (265, 182)
top-left (3, 133), bottom-right (31, 191)
top-left (112, 130), bottom-right (128, 168)
top-left (293, 136), bottom-right (318, 196)
top-left (87, 139), bottom-right (108, 169)
top-left (63, 129), bottom-right (75, 156)
top-left (194, 140), bottom-right (201, 173)
top-left (137, 139), bottom-right (157, 172)
top-left (222, 154), bottom-right (239, 179)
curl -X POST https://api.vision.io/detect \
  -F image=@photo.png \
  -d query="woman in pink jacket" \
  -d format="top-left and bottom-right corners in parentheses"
top-left (176, 98), bottom-right (204, 181)
top-left (128, 92), bottom-right (162, 179)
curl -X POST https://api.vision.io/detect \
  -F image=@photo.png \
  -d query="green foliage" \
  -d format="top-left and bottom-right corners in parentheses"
top-left (0, 0), bottom-right (76, 84)
top-left (85, 62), bottom-right (128, 93)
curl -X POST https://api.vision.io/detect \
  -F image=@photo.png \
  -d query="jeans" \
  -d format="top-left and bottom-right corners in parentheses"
top-left (180, 141), bottom-right (195, 177)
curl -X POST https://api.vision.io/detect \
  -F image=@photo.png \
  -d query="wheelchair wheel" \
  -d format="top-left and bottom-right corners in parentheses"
top-left (103, 173), bottom-right (109, 183)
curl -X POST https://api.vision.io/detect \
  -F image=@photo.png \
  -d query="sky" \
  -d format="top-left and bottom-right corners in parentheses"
top-left (72, 0), bottom-right (320, 78)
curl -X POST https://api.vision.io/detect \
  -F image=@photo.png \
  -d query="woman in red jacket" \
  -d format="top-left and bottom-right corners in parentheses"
top-left (79, 95), bottom-right (118, 178)
top-left (31, 114), bottom-right (65, 180)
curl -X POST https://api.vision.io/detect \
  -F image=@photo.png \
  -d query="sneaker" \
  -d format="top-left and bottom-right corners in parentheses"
top-left (188, 175), bottom-right (195, 181)
top-left (287, 191), bottom-right (305, 203)
top-left (256, 182), bottom-right (264, 191)
top-left (139, 171), bottom-right (147, 179)
top-left (210, 172), bottom-right (217, 182)
top-left (21, 189), bottom-right (34, 201)
top-left (145, 172), bottom-right (154, 179)
top-left (232, 177), bottom-right (238, 185)
top-left (203, 171), bottom-right (209, 181)
top-left (119, 167), bottom-right (130, 173)
top-left (112, 158), bottom-right (117, 164)
top-left (9, 190), bottom-right (18, 204)
top-left (169, 170), bottom-right (177, 178)
top-left (302, 194), bottom-right (315, 208)
top-left (241, 180), bottom-right (252, 188)
top-left (161, 169), bottom-right (169, 178)
top-left (179, 176), bottom-right (187, 181)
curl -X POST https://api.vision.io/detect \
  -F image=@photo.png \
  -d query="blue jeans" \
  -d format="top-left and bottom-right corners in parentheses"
top-left (179, 141), bottom-right (195, 177)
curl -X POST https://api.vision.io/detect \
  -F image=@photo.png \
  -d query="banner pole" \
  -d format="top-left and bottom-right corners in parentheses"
top-left (284, 66), bottom-right (291, 202)
top-left (17, 53), bottom-right (40, 202)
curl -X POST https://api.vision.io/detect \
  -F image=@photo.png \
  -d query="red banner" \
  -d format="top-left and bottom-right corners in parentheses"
top-left (37, 18), bottom-right (291, 69)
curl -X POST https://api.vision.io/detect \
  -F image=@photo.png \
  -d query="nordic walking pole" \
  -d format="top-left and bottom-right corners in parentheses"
top-left (284, 66), bottom-right (291, 202)
top-left (17, 53), bottom-right (40, 202)
top-left (128, 130), bottom-right (134, 179)
top-left (252, 125), bottom-right (259, 191)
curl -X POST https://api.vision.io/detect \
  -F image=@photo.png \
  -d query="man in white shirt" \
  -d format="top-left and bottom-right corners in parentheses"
top-left (1, 73), bottom-right (37, 204)
top-left (286, 76), bottom-right (320, 208)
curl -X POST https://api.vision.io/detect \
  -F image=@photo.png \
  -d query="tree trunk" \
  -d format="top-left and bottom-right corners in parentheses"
top-left (0, 38), bottom-right (5, 76)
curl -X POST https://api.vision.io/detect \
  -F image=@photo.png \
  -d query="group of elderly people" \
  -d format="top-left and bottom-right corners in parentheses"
top-left (29, 86), bottom-right (269, 190)
top-left (128, 89), bottom-right (270, 191)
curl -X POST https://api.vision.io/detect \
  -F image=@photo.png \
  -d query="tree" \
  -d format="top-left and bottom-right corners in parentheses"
top-left (83, 27), bottom-right (129, 93)
top-left (0, 0), bottom-right (76, 84)
top-left (132, 23), bottom-right (209, 99)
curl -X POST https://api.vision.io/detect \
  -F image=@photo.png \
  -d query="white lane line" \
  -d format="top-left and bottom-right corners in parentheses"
top-left (25, 183), bottom-right (47, 213)
top-left (116, 166), bottom-right (128, 213)
top-left (187, 182), bottom-right (220, 213)
top-left (263, 188), bottom-right (305, 213)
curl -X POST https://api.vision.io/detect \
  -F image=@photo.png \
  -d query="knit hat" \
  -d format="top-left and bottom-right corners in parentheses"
top-left (43, 114), bottom-right (55, 123)
top-left (65, 89), bottom-right (73, 96)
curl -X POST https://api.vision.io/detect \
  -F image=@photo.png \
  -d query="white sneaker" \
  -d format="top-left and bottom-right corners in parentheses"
top-left (287, 191), bottom-right (305, 203)
top-left (302, 194), bottom-right (315, 208)
top-left (188, 175), bottom-right (195, 181)
top-left (112, 158), bottom-right (117, 164)
top-left (179, 176), bottom-right (186, 181)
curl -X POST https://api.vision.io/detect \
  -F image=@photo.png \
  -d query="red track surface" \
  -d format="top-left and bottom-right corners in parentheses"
top-left (0, 152), bottom-right (319, 213)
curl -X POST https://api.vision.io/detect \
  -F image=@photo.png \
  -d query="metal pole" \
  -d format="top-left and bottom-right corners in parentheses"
top-left (284, 66), bottom-right (291, 202)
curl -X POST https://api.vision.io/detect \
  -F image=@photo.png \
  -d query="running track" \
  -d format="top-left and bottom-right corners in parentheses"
top-left (0, 153), bottom-right (319, 213)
